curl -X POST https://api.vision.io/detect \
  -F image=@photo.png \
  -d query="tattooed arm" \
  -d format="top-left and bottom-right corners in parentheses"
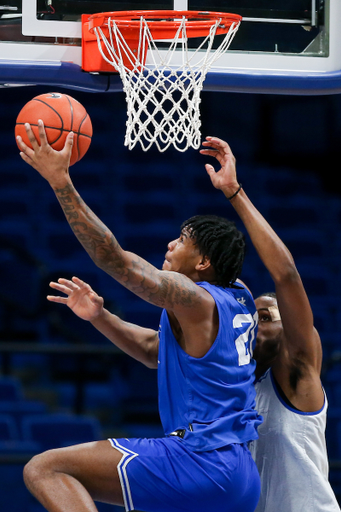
top-left (16, 122), bottom-right (214, 331)
top-left (49, 180), bottom-right (206, 313)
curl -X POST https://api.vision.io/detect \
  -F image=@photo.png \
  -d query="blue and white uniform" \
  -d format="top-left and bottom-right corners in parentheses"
top-left (110, 282), bottom-right (262, 512)
top-left (249, 369), bottom-right (341, 512)
top-left (158, 281), bottom-right (261, 450)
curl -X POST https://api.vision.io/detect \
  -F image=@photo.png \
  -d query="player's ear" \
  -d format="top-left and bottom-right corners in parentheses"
top-left (195, 254), bottom-right (211, 271)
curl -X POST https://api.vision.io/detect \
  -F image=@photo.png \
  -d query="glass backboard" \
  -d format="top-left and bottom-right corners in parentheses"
top-left (1, 0), bottom-right (341, 94)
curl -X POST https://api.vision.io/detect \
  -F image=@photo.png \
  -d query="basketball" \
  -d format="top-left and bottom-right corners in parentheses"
top-left (15, 92), bottom-right (93, 166)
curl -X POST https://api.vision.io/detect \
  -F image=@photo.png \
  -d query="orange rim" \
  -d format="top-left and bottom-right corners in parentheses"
top-left (88, 10), bottom-right (242, 39)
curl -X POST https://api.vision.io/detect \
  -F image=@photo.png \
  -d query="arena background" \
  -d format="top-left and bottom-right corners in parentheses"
top-left (0, 85), bottom-right (341, 511)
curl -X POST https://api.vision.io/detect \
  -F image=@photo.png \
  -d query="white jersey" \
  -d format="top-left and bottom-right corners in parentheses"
top-left (249, 369), bottom-right (340, 512)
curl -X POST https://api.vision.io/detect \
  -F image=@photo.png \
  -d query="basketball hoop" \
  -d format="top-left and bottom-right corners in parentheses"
top-left (82, 10), bottom-right (242, 152)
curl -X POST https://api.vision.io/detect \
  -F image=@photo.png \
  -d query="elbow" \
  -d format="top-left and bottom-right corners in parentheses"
top-left (143, 341), bottom-right (159, 369)
top-left (139, 351), bottom-right (158, 369)
top-left (144, 359), bottom-right (159, 370)
top-left (271, 258), bottom-right (301, 286)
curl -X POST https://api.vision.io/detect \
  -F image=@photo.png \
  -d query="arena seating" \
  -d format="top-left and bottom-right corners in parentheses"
top-left (1, 88), bottom-right (341, 509)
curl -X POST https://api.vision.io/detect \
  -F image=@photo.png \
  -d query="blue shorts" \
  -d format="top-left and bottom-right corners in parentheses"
top-left (109, 436), bottom-right (260, 512)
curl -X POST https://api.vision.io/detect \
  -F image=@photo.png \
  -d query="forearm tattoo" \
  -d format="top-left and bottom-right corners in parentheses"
top-left (54, 184), bottom-right (201, 309)
top-left (55, 183), bottom-right (125, 272)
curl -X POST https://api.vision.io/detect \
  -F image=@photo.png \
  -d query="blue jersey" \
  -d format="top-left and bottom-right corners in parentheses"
top-left (157, 281), bottom-right (262, 452)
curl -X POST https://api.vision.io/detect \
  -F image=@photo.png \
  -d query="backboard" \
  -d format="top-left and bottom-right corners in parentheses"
top-left (1, 0), bottom-right (341, 94)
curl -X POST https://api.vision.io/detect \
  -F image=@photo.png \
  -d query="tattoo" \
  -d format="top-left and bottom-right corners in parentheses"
top-left (55, 185), bottom-right (79, 221)
top-left (55, 183), bottom-right (125, 270)
top-left (55, 184), bottom-right (74, 198)
top-left (54, 183), bottom-right (202, 309)
top-left (159, 274), bottom-right (199, 308)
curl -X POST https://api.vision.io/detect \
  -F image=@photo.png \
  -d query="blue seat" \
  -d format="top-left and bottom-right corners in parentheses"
top-left (295, 263), bottom-right (332, 298)
top-left (68, 159), bottom-right (108, 191)
top-left (123, 171), bottom-right (175, 193)
top-left (323, 367), bottom-right (341, 409)
top-left (264, 167), bottom-right (321, 198)
top-left (0, 377), bottom-right (23, 401)
top-left (0, 439), bottom-right (40, 453)
top-left (309, 296), bottom-right (335, 335)
top-left (0, 413), bottom-right (19, 440)
top-left (45, 229), bottom-right (86, 260)
top-left (326, 407), bottom-right (341, 459)
top-left (240, 260), bottom-right (273, 299)
top-left (0, 413), bottom-right (40, 455)
top-left (280, 227), bottom-right (328, 265)
top-left (0, 190), bottom-right (31, 221)
top-left (0, 463), bottom-right (36, 512)
top-left (39, 191), bottom-right (109, 264)
top-left (189, 197), bottom-right (241, 226)
top-left (123, 194), bottom-right (176, 226)
top-left (22, 413), bottom-right (103, 451)
top-left (125, 232), bottom-right (172, 262)
top-left (267, 196), bottom-right (323, 230)
top-left (120, 360), bottom-right (159, 424)
top-left (47, 191), bottom-right (106, 224)
top-left (83, 382), bottom-right (123, 413)
top-left (0, 239), bottom-right (45, 333)
top-left (0, 224), bottom-right (36, 255)
top-left (0, 159), bottom-right (33, 190)
top-left (121, 423), bottom-right (164, 439)
top-left (0, 400), bottom-right (47, 438)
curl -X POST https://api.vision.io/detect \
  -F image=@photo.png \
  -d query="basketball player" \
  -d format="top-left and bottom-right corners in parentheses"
top-left (200, 136), bottom-right (340, 512)
top-left (17, 122), bottom-right (262, 512)
top-left (38, 132), bottom-right (341, 512)
top-left (59, 135), bottom-right (339, 512)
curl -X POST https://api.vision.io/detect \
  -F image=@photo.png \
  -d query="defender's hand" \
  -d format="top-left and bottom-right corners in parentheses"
top-left (200, 136), bottom-right (240, 198)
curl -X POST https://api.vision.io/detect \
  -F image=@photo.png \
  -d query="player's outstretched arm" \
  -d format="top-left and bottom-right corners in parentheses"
top-left (200, 137), bottom-right (323, 404)
top-left (17, 123), bottom-right (210, 323)
top-left (200, 137), bottom-right (299, 287)
top-left (48, 276), bottom-right (159, 368)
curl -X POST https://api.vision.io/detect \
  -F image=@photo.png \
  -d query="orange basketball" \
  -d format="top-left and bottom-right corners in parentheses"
top-left (15, 92), bottom-right (93, 166)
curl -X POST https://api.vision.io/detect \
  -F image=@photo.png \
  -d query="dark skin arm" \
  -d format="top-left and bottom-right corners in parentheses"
top-left (17, 122), bottom-right (218, 359)
top-left (200, 136), bottom-right (324, 412)
top-left (48, 276), bottom-right (159, 368)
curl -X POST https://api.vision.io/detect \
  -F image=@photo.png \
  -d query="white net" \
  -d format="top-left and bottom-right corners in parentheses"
top-left (93, 14), bottom-right (240, 152)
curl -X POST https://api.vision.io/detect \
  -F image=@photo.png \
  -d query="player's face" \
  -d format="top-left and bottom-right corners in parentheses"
top-left (253, 296), bottom-right (283, 364)
top-left (162, 229), bottom-right (202, 278)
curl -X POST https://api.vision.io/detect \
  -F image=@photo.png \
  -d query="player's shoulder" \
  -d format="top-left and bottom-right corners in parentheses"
top-left (234, 278), bottom-right (253, 297)
top-left (228, 280), bottom-right (257, 314)
top-left (196, 281), bottom-right (255, 313)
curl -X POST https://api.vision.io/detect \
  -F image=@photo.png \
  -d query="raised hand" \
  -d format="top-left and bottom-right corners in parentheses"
top-left (47, 276), bottom-right (104, 322)
top-left (200, 136), bottom-right (240, 198)
top-left (16, 119), bottom-right (73, 188)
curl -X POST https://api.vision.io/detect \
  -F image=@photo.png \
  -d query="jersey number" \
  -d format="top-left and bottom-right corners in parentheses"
top-left (233, 313), bottom-right (258, 366)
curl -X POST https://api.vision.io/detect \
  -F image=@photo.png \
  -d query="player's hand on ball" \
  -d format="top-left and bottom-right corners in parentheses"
top-left (16, 120), bottom-right (74, 188)
top-left (47, 276), bottom-right (104, 322)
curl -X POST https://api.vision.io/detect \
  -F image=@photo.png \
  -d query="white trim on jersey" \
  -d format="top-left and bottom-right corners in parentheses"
top-left (250, 369), bottom-right (340, 512)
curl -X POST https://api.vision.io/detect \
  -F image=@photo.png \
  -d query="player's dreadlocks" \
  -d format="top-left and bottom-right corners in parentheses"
top-left (181, 215), bottom-right (245, 288)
